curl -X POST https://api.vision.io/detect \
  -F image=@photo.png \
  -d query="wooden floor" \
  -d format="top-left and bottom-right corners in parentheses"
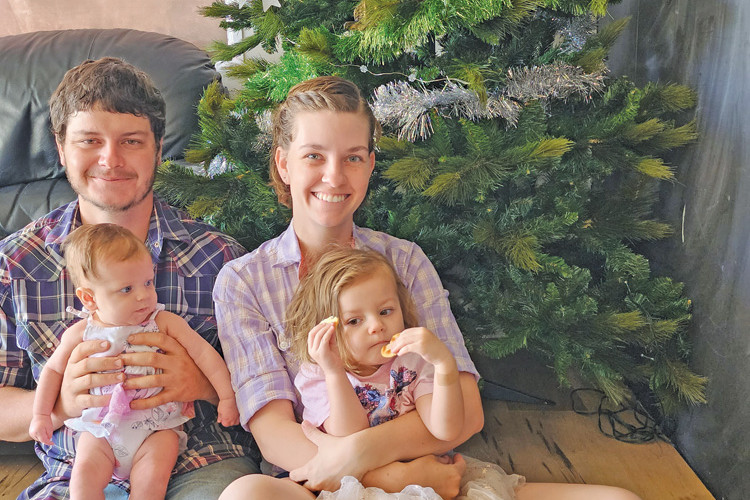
top-left (0, 353), bottom-right (715, 499)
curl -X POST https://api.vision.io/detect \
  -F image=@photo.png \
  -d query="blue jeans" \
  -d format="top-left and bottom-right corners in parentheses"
top-left (103, 456), bottom-right (261, 499)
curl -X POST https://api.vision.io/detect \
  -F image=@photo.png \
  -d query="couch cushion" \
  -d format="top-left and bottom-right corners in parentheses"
top-left (0, 29), bottom-right (220, 236)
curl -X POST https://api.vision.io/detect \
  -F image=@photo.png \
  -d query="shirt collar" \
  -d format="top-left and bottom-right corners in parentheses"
top-left (43, 197), bottom-right (189, 259)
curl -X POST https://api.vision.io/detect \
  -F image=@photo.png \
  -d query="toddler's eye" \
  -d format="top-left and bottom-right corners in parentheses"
top-left (346, 318), bottom-right (361, 326)
top-left (380, 308), bottom-right (393, 316)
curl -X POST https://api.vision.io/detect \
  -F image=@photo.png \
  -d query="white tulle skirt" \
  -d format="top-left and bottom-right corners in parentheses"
top-left (317, 456), bottom-right (524, 500)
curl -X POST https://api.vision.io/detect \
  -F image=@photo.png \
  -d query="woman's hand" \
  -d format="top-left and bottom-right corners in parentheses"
top-left (55, 339), bottom-right (120, 421)
top-left (121, 331), bottom-right (216, 409)
top-left (290, 421), bottom-right (374, 492)
top-left (308, 321), bottom-right (345, 375)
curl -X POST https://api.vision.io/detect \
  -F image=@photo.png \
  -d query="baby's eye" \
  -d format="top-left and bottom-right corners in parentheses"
top-left (120, 286), bottom-right (132, 294)
top-left (380, 308), bottom-right (393, 316)
top-left (145, 279), bottom-right (154, 287)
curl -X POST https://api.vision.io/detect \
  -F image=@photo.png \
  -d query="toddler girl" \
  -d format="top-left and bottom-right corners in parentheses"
top-left (288, 246), bottom-right (522, 499)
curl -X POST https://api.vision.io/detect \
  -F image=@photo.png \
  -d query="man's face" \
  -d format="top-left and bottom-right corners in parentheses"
top-left (57, 107), bottom-right (161, 215)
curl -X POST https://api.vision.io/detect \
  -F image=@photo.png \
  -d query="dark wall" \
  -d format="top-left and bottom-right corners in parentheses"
top-left (607, 1), bottom-right (749, 498)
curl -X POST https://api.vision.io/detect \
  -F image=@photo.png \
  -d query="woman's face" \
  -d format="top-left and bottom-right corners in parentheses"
top-left (275, 110), bottom-right (375, 240)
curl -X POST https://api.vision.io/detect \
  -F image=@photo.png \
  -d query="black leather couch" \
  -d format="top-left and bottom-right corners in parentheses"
top-left (0, 29), bottom-right (220, 237)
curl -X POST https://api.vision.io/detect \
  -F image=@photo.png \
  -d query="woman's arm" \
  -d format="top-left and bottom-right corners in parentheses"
top-left (290, 371), bottom-right (483, 491)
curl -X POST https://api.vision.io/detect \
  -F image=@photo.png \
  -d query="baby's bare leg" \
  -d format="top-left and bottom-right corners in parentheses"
top-left (219, 474), bottom-right (316, 500)
top-left (129, 429), bottom-right (180, 500)
top-left (70, 431), bottom-right (116, 500)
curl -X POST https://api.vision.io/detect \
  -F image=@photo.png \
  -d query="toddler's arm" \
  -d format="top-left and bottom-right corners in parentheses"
top-left (156, 311), bottom-right (240, 426)
top-left (387, 327), bottom-right (464, 441)
top-left (29, 321), bottom-right (85, 444)
top-left (307, 320), bottom-right (369, 435)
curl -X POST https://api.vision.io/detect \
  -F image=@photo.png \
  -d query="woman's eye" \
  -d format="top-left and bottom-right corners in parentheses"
top-left (347, 155), bottom-right (363, 163)
top-left (305, 153), bottom-right (322, 160)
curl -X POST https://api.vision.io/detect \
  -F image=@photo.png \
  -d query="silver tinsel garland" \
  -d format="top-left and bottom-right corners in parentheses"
top-left (371, 63), bottom-right (605, 141)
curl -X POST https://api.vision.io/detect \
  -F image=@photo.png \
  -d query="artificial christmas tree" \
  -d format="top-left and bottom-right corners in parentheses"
top-left (156, 0), bottom-right (706, 417)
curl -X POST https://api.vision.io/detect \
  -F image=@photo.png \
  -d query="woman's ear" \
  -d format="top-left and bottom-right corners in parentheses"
top-left (275, 147), bottom-right (290, 185)
top-left (75, 287), bottom-right (97, 312)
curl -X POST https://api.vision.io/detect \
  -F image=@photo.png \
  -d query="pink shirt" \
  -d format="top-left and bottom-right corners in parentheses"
top-left (295, 353), bottom-right (435, 428)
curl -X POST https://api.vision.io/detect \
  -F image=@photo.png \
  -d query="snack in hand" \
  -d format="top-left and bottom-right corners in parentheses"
top-left (322, 316), bottom-right (339, 327)
top-left (380, 333), bottom-right (400, 358)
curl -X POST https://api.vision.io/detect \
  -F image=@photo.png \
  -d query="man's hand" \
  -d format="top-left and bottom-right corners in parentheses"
top-left (121, 331), bottom-right (216, 410)
top-left (54, 339), bottom-right (120, 421)
top-left (289, 421), bottom-right (373, 492)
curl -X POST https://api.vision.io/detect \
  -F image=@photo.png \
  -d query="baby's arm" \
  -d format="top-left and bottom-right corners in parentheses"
top-left (388, 327), bottom-right (464, 441)
top-left (307, 319), bottom-right (369, 436)
top-left (156, 311), bottom-right (239, 426)
top-left (29, 321), bottom-right (85, 444)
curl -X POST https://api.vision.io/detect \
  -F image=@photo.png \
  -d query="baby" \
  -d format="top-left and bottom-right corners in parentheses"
top-left (29, 223), bottom-right (239, 499)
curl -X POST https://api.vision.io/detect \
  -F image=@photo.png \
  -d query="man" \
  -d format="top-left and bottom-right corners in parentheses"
top-left (0, 57), bottom-right (258, 499)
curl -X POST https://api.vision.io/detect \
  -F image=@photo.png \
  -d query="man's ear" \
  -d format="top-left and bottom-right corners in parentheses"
top-left (275, 147), bottom-right (290, 185)
top-left (55, 136), bottom-right (66, 167)
top-left (75, 287), bottom-right (97, 311)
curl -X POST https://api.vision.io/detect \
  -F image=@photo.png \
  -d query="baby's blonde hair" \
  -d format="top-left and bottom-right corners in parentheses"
top-left (287, 246), bottom-right (418, 373)
top-left (63, 223), bottom-right (151, 288)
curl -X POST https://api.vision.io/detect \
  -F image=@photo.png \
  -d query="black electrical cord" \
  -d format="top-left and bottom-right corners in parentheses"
top-left (570, 388), bottom-right (668, 444)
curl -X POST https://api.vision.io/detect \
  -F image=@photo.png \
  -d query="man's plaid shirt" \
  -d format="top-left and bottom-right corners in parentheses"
top-left (0, 197), bottom-right (258, 499)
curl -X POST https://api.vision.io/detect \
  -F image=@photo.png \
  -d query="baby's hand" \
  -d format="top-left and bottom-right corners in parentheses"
top-left (29, 415), bottom-right (54, 445)
top-left (308, 318), bottom-right (345, 374)
top-left (216, 398), bottom-right (240, 427)
top-left (387, 327), bottom-right (455, 370)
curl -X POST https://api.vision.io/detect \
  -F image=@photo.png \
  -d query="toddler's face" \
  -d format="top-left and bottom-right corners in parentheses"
top-left (338, 270), bottom-right (405, 376)
top-left (86, 253), bottom-right (157, 327)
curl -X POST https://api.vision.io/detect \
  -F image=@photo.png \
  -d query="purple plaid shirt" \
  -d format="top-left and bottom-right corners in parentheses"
top-left (0, 198), bottom-right (258, 499)
top-left (214, 223), bottom-right (479, 430)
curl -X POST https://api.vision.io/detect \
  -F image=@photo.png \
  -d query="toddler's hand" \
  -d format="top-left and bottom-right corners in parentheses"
top-left (388, 327), bottom-right (455, 370)
top-left (308, 319), bottom-right (345, 374)
top-left (216, 398), bottom-right (240, 427)
top-left (29, 415), bottom-right (54, 445)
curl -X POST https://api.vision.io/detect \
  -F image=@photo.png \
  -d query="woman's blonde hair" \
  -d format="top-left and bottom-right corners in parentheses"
top-left (269, 76), bottom-right (381, 208)
top-left (63, 223), bottom-right (151, 288)
top-left (287, 246), bottom-right (417, 373)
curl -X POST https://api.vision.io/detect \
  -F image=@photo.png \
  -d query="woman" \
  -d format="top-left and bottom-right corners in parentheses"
top-left (214, 76), bottom-right (640, 500)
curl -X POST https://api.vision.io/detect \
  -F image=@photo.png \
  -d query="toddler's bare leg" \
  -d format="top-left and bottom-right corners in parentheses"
top-left (129, 429), bottom-right (180, 500)
top-left (219, 474), bottom-right (316, 500)
top-left (70, 431), bottom-right (116, 500)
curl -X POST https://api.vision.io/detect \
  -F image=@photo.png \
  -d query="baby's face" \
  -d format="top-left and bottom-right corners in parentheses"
top-left (86, 253), bottom-right (157, 327)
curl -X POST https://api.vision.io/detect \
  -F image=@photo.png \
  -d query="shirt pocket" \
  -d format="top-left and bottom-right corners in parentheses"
top-left (16, 320), bottom-right (67, 362)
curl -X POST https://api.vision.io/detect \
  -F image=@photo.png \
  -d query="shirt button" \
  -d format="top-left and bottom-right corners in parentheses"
top-left (278, 340), bottom-right (289, 350)
top-left (46, 342), bottom-right (54, 348)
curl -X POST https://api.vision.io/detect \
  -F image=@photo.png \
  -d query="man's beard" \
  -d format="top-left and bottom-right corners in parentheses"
top-left (68, 154), bottom-right (159, 213)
